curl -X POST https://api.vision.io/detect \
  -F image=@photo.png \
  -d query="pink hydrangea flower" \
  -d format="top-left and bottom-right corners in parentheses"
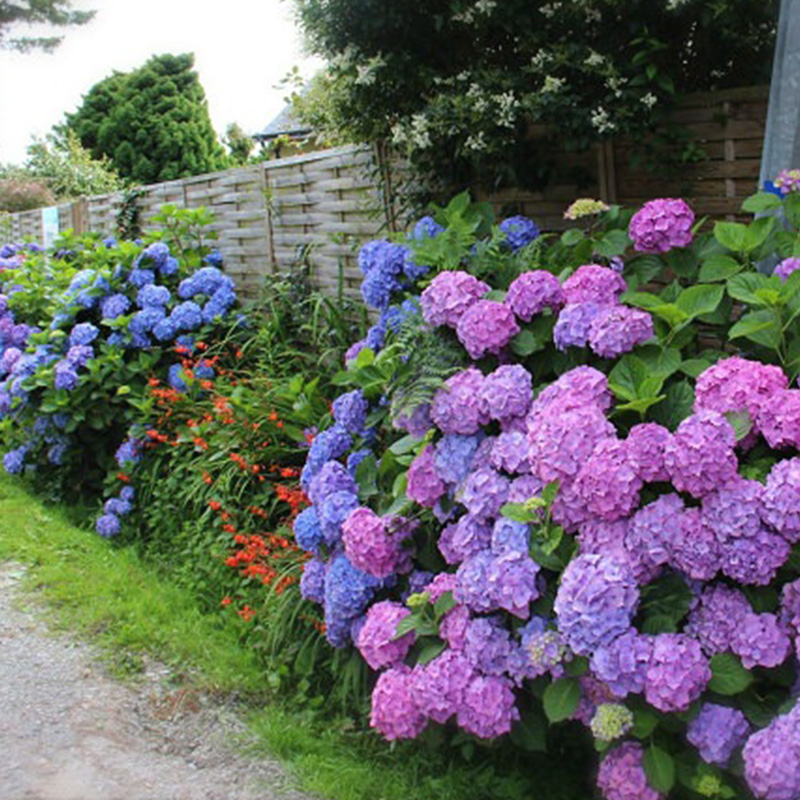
top-left (406, 445), bottom-right (446, 507)
top-left (456, 674), bottom-right (520, 739)
top-left (455, 299), bottom-right (520, 359)
top-left (506, 270), bottom-right (565, 320)
top-left (356, 601), bottom-right (415, 671)
top-left (563, 264), bottom-right (627, 305)
top-left (597, 742), bottom-right (662, 800)
top-left (628, 198), bottom-right (695, 253)
top-left (342, 507), bottom-right (411, 578)
top-left (420, 270), bottom-right (489, 327)
top-left (430, 368), bottom-right (489, 435)
top-left (370, 665), bottom-right (428, 740)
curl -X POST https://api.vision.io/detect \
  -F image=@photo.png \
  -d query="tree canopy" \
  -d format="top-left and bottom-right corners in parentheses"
top-left (292, 0), bottom-right (779, 193)
top-left (65, 53), bottom-right (228, 185)
top-left (0, 0), bottom-right (94, 52)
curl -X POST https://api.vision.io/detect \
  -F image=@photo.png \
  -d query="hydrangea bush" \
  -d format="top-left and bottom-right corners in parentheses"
top-left (293, 185), bottom-right (800, 798)
top-left (0, 210), bottom-right (240, 523)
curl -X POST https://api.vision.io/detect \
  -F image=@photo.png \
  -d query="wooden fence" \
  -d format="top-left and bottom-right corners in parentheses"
top-left (1, 85), bottom-right (770, 298)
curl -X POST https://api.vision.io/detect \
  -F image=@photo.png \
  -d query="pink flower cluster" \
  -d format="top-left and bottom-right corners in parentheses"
top-left (628, 197), bottom-right (695, 253)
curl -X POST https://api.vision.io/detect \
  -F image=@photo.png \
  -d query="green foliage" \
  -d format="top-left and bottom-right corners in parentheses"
top-left (292, 0), bottom-right (776, 194)
top-left (65, 53), bottom-right (228, 184)
top-left (223, 122), bottom-right (256, 166)
top-left (0, 0), bottom-right (94, 52)
top-left (24, 130), bottom-right (120, 199)
top-left (0, 177), bottom-right (55, 212)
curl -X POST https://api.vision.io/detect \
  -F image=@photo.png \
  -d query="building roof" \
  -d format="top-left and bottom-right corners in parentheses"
top-left (253, 103), bottom-right (312, 142)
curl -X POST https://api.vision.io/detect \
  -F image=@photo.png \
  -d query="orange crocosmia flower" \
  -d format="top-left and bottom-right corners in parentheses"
top-left (208, 500), bottom-right (222, 511)
top-left (237, 605), bottom-right (255, 622)
top-left (117, 472), bottom-right (130, 482)
top-left (222, 523), bottom-right (236, 533)
top-left (196, 341), bottom-right (207, 350)
top-left (201, 380), bottom-right (214, 391)
top-left (221, 596), bottom-right (232, 607)
top-left (148, 377), bottom-right (160, 387)
top-left (268, 411), bottom-right (278, 421)
top-left (202, 472), bottom-right (213, 485)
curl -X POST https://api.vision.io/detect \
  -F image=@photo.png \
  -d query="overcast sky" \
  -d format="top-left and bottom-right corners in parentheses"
top-left (0, 0), bottom-right (324, 165)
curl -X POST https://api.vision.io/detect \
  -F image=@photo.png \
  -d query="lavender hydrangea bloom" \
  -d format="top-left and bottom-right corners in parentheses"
top-left (454, 551), bottom-right (495, 612)
top-left (573, 438), bottom-right (642, 522)
top-left (699, 477), bottom-right (763, 545)
top-left (456, 674), bottom-right (519, 739)
top-left (774, 257), bottom-right (800, 281)
top-left (505, 271), bottom-right (564, 321)
top-left (721, 527), bottom-right (790, 585)
top-left (669, 508), bottom-right (722, 581)
top-left (299, 558), bottom-right (326, 603)
top-left (392, 402), bottom-right (432, 438)
top-left (588, 306), bottom-right (654, 358)
top-left (758, 389), bottom-right (800, 450)
top-left (687, 703), bottom-right (750, 766)
top-left (458, 467), bottom-right (509, 522)
top-left (342, 508), bottom-right (410, 578)
top-left (553, 302), bottom-right (607, 350)
top-left (412, 650), bottom-right (474, 724)
top-left (563, 265), bottom-right (627, 305)
top-left (663, 410), bottom-right (738, 498)
top-left (420, 270), bottom-right (489, 328)
top-left (486, 550), bottom-right (540, 618)
top-left (3, 446), bottom-right (27, 474)
top-left (96, 513), bottom-right (121, 537)
top-left (293, 506), bottom-right (324, 554)
top-left (440, 604), bottom-right (470, 650)
top-left (730, 612), bottom-right (792, 669)
top-left (499, 215), bottom-right (540, 251)
top-left (743, 708), bottom-right (800, 800)
top-left (490, 431), bottom-right (531, 475)
top-left (406, 445), bottom-right (446, 508)
top-left (517, 620), bottom-right (566, 679)
top-left (433, 434), bottom-right (481, 486)
top-left (625, 423), bottom-right (671, 483)
top-left (412, 216), bottom-right (444, 241)
top-left (441, 515), bottom-right (493, 566)
top-left (332, 390), bottom-right (369, 434)
top-left (356, 601), bottom-right (414, 671)
top-left (115, 438), bottom-right (141, 467)
top-left (628, 198), bottom-right (695, 254)
top-left (644, 633), bottom-right (711, 712)
top-left (781, 578), bottom-right (800, 637)
top-left (54, 362), bottom-right (79, 391)
top-left (491, 518), bottom-right (530, 555)
top-left (66, 345), bottom-right (93, 369)
top-left (597, 742), bottom-right (662, 800)
top-left (430, 368), bottom-right (489, 435)
top-left (762, 458), bottom-right (800, 542)
top-left (685, 584), bottom-right (752, 654)
top-left (694, 356), bottom-right (787, 434)
top-left (529, 366), bottom-right (613, 418)
top-left (554, 554), bottom-right (639, 656)
top-left (463, 616), bottom-right (514, 675)
top-left (528, 405), bottom-right (615, 484)
top-left (0, 346), bottom-right (21, 376)
top-left (370, 665), bottom-right (427, 740)
top-left (590, 630), bottom-right (653, 698)
top-left (455, 299), bottom-right (519, 359)
top-left (302, 425), bottom-right (353, 488)
top-left (479, 365), bottom-right (532, 423)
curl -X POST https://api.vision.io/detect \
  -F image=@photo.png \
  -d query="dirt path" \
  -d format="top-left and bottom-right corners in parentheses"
top-left (0, 562), bottom-right (319, 800)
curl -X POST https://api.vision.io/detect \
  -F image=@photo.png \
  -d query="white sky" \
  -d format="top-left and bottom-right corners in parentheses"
top-left (0, 0), bottom-right (324, 165)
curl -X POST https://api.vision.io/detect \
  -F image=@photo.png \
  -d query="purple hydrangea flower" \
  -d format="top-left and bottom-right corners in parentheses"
top-left (743, 708), bottom-right (800, 800)
top-left (563, 265), bottom-right (627, 305)
top-left (342, 507), bottom-right (410, 578)
top-left (597, 742), bottom-right (662, 800)
top-left (757, 389), bottom-right (800, 450)
top-left (628, 198), bottom-right (695, 254)
top-left (479, 364), bottom-right (532, 424)
top-left (687, 703), bottom-right (750, 766)
top-left (442, 515), bottom-right (493, 566)
top-left (490, 431), bottom-right (531, 475)
top-left (774, 257), bottom-right (800, 281)
top-left (430, 368), bottom-right (489, 435)
top-left (54, 361), bottom-right (79, 391)
top-left (528, 405), bottom-right (615, 484)
top-left (529, 366), bottom-right (613, 418)
top-left (499, 215), bottom-right (540, 251)
top-left (406, 445), bottom-right (446, 508)
top-left (590, 630), bottom-right (653, 698)
top-left (317, 490), bottom-right (360, 547)
top-left (490, 517), bottom-right (530, 555)
top-left (668, 507), bottom-right (722, 581)
top-left (370, 665), bottom-right (427, 740)
top-left (730, 612), bottom-right (792, 669)
top-left (720, 527), bottom-right (790, 585)
top-left (412, 650), bottom-right (474, 724)
top-left (505, 271), bottom-right (564, 321)
top-left (701, 477), bottom-right (763, 543)
top-left (762, 458), bottom-right (800, 542)
top-left (644, 633), bottom-right (711, 712)
top-left (455, 299), bottom-right (520, 359)
top-left (392, 402), bottom-right (432, 438)
top-left (434, 433), bottom-right (482, 486)
top-left (553, 302), bottom-right (607, 350)
top-left (456, 674), bottom-right (520, 739)
top-left (420, 271), bottom-right (490, 328)
top-left (463, 615), bottom-right (514, 675)
top-left (458, 467), bottom-right (509, 522)
top-left (588, 306), bottom-right (654, 358)
top-left (573, 438), bottom-right (642, 522)
top-left (685, 583), bottom-right (753, 654)
top-left (694, 356), bottom-right (787, 434)
top-left (356, 601), bottom-right (414, 671)
top-left (663, 410), bottom-right (739, 498)
top-left (331, 390), bottom-right (369, 434)
top-left (554, 554), bottom-right (639, 656)
top-left (625, 423), bottom-right (671, 483)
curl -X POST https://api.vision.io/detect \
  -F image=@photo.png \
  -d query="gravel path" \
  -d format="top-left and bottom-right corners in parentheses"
top-left (0, 562), bottom-right (319, 800)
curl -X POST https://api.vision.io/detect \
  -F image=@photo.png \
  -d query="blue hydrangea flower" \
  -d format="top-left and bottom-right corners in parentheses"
top-left (294, 507), bottom-right (324, 554)
top-left (54, 362), bottom-right (79, 391)
top-left (139, 241), bottom-right (170, 269)
top-left (137, 284), bottom-right (171, 308)
top-left (169, 301), bottom-right (203, 332)
top-left (100, 293), bottom-right (131, 320)
top-left (168, 364), bottom-right (188, 392)
top-left (96, 513), bottom-right (121, 537)
top-left (178, 267), bottom-right (226, 299)
top-left (128, 268), bottom-right (156, 288)
top-left (129, 307), bottom-right (166, 335)
top-left (499, 216), bottom-right (540, 251)
top-left (3, 445), bottom-right (27, 474)
top-left (412, 216), bottom-right (444, 240)
top-left (69, 322), bottom-right (99, 347)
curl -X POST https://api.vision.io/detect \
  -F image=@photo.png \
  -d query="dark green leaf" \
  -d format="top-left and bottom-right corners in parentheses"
top-left (433, 591), bottom-right (457, 619)
top-left (511, 329), bottom-right (545, 357)
top-left (642, 746), bottom-right (675, 793)
top-left (679, 358), bottom-right (714, 378)
top-left (631, 707), bottom-right (659, 739)
top-left (675, 284), bottom-right (724, 318)
top-left (594, 229), bottom-right (631, 257)
top-left (608, 355), bottom-right (651, 402)
top-left (416, 638), bottom-right (447, 665)
top-left (510, 710), bottom-right (548, 752)
top-left (543, 678), bottom-right (581, 723)
top-left (727, 273), bottom-right (772, 306)
top-left (741, 191), bottom-right (783, 214)
top-left (389, 434), bottom-right (423, 456)
top-left (560, 229), bottom-right (584, 247)
top-left (714, 220), bottom-right (749, 252)
top-left (728, 309), bottom-right (782, 350)
top-left (708, 653), bottom-right (753, 695)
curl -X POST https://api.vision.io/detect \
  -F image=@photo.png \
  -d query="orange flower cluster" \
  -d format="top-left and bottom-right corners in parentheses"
top-left (224, 532), bottom-right (299, 593)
